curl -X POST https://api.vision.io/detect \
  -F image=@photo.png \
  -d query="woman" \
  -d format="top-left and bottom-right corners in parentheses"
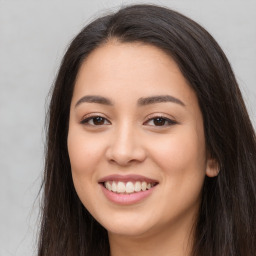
top-left (38, 4), bottom-right (256, 256)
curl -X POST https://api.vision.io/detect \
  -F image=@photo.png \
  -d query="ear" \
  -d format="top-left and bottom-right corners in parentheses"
top-left (206, 158), bottom-right (220, 177)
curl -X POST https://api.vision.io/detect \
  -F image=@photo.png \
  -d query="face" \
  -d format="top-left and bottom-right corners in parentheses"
top-left (68, 41), bottom-right (216, 239)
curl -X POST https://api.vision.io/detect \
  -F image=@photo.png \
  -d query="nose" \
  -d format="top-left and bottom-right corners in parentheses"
top-left (105, 124), bottom-right (147, 166)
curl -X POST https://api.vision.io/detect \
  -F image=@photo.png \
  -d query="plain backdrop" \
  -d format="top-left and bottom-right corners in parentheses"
top-left (0, 0), bottom-right (255, 255)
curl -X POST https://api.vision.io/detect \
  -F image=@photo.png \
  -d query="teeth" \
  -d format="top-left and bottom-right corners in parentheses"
top-left (141, 181), bottom-right (147, 191)
top-left (117, 181), bottom-right (126, 193)
top-left (134, 181), bottom-right (141, 192)
top-left (104, 181), bottom-right (156, 194)
top-left (126, 182), bottom-right (134, 193)
top-left (105, 181), bottom-right (112, 191)
top-left (112, 181), bottom-right (117, 192)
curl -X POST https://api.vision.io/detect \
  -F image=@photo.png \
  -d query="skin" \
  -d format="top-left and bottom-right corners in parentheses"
top-left (68, 41), bottom-right (218, 256)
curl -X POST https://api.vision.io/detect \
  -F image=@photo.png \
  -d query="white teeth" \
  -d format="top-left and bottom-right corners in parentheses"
top-left (141, 181), bottom-right (147, 191)
top-left (134, 181), bottom-right (141, 192)
top-left (126, 181), bottom-right (134, 193)
top-left (112, 181), bottom-right (117, 192)
top-left (105, 181), bottom-right (112, 191)
top-left (117, 181), bottom-right (126, 193)
top-left (104, 181), bottom-right (155, 194)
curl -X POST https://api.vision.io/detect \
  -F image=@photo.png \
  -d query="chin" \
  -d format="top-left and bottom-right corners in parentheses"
top-left (98, 213), bottom-right (157, 238)
top-left (107, 224), bottom-right (152, 238)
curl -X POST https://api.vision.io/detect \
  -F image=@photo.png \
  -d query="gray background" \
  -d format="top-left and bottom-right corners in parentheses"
top-left (0, 0), bottom-right (255, 255)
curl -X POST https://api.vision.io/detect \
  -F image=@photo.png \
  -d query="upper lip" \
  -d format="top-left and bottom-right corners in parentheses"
top-left (98, 174), bottom-right (159, 183)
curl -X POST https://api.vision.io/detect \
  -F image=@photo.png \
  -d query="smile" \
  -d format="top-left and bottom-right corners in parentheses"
top-left (99, 174), bottom-right (159, 205)
top-left (104, 181), bottom-right (157, 194)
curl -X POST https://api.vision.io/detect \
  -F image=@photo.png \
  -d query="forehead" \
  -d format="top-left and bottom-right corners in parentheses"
top-left (78, 41), bottom-right (180, 80)
top-left (72, 41), bottom-right (198, 108)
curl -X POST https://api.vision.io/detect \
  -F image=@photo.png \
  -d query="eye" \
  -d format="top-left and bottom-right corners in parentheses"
top-left (81, 116), bottom-right (111, 126)
top-left (144, 116), bottom-right (177, 127)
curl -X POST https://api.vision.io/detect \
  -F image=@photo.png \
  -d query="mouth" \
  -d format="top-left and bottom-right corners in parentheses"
top-left (98, 174), bottom-right (159, 204)
top-left (102, 180), bottom-right (158, 194)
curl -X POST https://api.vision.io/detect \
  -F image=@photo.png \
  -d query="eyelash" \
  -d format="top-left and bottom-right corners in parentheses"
top-left (80, 114), bottom-right (177, 127)
top-left (145, 116), bottom-right (177, 126)
top-left (80, 115), bottom-right (111, 126)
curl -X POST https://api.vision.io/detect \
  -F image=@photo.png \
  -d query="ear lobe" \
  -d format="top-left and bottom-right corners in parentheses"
top-left (206, 158), bottom-right (220, 177)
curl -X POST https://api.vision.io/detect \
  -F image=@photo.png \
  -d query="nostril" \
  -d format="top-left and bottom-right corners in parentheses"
top-left (106, 147), bottom-right (147, 166)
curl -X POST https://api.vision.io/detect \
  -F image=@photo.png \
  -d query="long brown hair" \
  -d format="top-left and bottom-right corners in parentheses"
top-left (38, 4), bottom-right (256, 256)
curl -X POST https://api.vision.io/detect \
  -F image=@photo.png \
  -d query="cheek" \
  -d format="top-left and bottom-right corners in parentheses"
top-left (153, 137), bottom-right (205, 170)
top-left (67, 129), bottom-right (104, 214)
top-left (149, 126), bottom-right (206, 192)
top-left (67, 129), bottom-right (99, 203)
top-left (67, 129), bottom-right (105, 176)
top-left (147, 129), bottom-right (206, 221)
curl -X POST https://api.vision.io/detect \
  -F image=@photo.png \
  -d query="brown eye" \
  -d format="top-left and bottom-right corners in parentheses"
top-left (81, 116), bottom-right (111, 126)
top-left (153, 117), bottom-right (166, 126)
top-left (145, 116), bottom-right (177, 127)
top-left (92, 116), bottom-right (105, 125)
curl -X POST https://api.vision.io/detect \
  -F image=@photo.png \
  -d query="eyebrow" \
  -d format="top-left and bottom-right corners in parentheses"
top-left (75, 94), bottom-right (185, 108)
top-left (138, 95), bottom-right (185, 106)
top-left (75, 95), bottom-right (113, 107)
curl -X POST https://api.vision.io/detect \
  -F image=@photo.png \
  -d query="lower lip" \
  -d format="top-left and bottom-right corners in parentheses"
top-left (100, 184), bottom-right (157, 205)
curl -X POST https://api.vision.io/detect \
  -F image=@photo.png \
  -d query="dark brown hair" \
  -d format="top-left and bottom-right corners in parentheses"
top-left (38, 4), bottom-right (256, 256)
